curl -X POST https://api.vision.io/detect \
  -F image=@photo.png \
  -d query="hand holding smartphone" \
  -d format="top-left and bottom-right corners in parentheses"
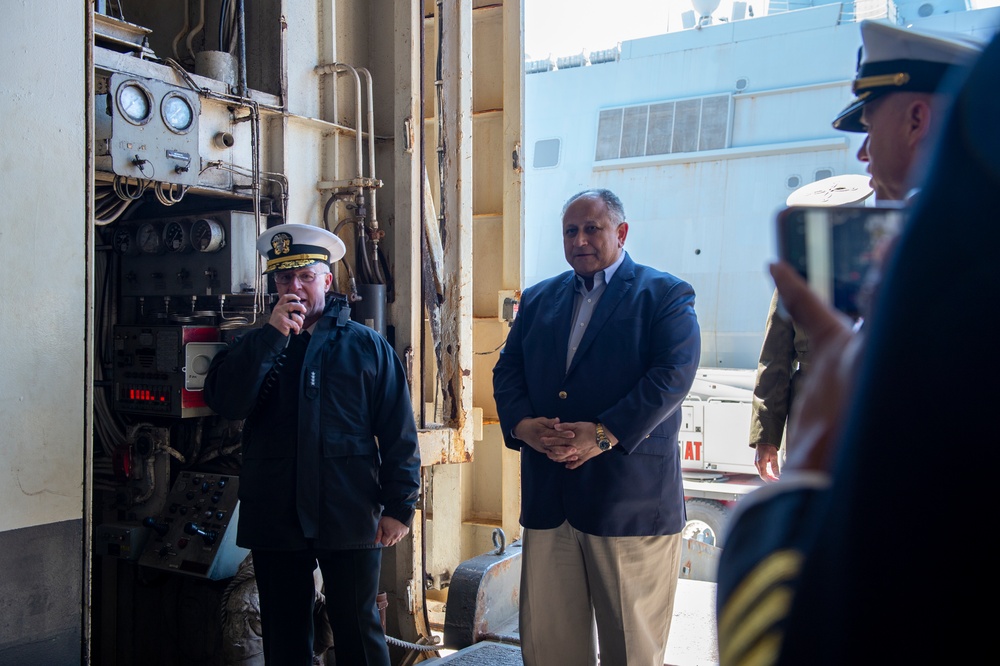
top-left (776, 205), bottom-right (905, 320)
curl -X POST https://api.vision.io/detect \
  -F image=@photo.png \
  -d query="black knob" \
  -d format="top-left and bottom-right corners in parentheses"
top-left (183, 521), bottom-right (218, 546)
top-left (143, 517), bottom-right (169, 536)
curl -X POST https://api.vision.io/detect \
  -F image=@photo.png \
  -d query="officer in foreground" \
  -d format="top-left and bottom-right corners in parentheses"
top-left (206, 223), bottom-right (420, 666)
top-left (718, 21), bottom-right (987, 666)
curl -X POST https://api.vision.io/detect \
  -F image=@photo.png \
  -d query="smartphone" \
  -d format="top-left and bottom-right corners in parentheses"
top-left (776, 205), bottom-right (905, 318)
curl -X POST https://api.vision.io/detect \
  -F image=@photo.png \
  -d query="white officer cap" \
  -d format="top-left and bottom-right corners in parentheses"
top-left (833, 21), bottom-right (983, 132)
top-left (256, 223), bottom-right (346, 274)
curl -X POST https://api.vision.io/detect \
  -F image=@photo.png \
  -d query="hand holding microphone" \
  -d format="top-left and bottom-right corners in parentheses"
top-left (269, 295), bottom-right (306, 335)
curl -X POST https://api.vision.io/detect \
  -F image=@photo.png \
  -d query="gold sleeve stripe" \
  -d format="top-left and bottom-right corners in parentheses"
top-left (718, 549), bottom-right (803, 635)
top-left (737, 632), bottom-right (783, 666)
top-left (719, 586), bottom-right (794, 665)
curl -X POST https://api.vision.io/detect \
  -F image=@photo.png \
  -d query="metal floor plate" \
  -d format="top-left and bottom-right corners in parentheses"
top-left (431, 641), bottom-right (523, 665)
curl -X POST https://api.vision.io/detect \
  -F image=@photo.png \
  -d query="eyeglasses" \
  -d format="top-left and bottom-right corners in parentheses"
top-left (274, 270), bottom-right (327, 285)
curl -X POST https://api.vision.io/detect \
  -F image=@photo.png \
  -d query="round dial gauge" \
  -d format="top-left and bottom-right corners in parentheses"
top-left (192, 218), bottom-right (226, 253)
top-left (161, 93), bottom-right (194, 134)
top-left (163, 220), bottom-right (192, 253)
top-left (112, 227), bottom-right (137, 256)
top-left (116, 81), bottom-right (152, 125)
top-left (137, 222), bottom-right (164, 255)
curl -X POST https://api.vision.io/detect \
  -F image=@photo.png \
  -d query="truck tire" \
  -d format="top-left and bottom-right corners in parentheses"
top-left (683, 499), bottom-right (729, 548)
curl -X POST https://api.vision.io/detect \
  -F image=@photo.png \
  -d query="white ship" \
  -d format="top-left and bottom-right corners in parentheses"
top-left (524, 0), bottom-right (1000, 370)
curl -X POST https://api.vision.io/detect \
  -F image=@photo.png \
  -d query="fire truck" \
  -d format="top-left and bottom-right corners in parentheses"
top-left (679, 368), bottom-right (763, 548)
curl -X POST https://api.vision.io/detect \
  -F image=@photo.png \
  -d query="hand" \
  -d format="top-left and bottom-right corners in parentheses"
top-left (375, 516), bottom-right (409, 547)
top-left (553, 421), bottom-right (617, 470)
top-left (515, 417), bottom-right (578, 463)
top-left (770, 262), bottom-right (859, 474)
top-left (754, 443), bottom-right (781, 482)
top-left (268, 294), bottom-right (306, 336)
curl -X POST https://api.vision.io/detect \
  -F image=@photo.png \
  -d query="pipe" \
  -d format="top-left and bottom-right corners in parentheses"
top-left (236, 0), bottom-right (247, 97)
top-left (358, 66), bottom-right (379, 230)
top-left (315, 63), bottom-right (365, 181)
top-left (185, 0), bottom-right (206, 64)
top-left (171, 0), bottom-right (190, 61)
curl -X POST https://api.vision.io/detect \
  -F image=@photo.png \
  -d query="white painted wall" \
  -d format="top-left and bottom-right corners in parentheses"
top-left (0, 0), bottom-right (87, 532)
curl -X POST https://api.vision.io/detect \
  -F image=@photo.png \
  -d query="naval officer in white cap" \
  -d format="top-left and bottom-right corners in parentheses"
top-left (833, 20), bottom-right (983, 201)
top-left (748, 20), bottom-right (984, 483)
top-left (205, 223), bottom-right (420, 666)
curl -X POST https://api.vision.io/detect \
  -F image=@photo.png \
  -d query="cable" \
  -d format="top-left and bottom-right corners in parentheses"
top-left (154, 182), bottom-right (188, 206)
top-left (385, 634), bottom-right (442, 653)
top-left (473, 339), bottom-right (507, 356)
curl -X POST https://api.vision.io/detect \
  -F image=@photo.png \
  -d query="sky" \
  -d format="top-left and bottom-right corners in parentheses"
top-left (525, 0), bottom-right (1000, 60)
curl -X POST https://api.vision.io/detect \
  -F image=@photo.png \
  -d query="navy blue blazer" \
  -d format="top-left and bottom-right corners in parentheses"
top-left (493, 253), bottom-right (700, 537)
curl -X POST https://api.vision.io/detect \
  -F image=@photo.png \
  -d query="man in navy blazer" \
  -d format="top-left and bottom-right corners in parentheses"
top-left (493, 189), bottom-right (700, 666)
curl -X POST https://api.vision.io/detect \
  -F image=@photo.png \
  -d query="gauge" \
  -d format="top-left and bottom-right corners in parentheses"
top-left (161, 92), bottom-right (194, 134)
top-left (116, 81), bottom-right (152, 125)
top-left (192, 218), bottom-right (226, 253)
top-left (111, 227), bottom-right (137, 256)
top-left (137, 222), bottom-right (164, 255)
top-left (163, 220), bottom-right (192, 253)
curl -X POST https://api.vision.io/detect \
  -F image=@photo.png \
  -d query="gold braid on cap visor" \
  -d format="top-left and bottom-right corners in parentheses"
top-left (266, 253), bottom-right (329, 272)
top-left (853, 72), bottom-right (910, 93)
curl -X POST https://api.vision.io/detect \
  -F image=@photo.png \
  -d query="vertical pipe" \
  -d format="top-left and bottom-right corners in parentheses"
top-left (337, 64), bottom-right (365, 179)
top-left (359, 67), bottom-right (378, 229)
top-left (236, 0), bottom-right (248, 98)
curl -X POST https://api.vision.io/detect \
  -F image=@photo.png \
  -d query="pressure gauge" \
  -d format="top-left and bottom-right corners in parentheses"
top-left (161, 92), bottom-right (195, 134)
top-left (163, 220), bottom-right (192, 253)
top-left (137, 222), bottom-right (164, 255)
top-left (112, 227), bottom-right (138, 256)
top-left (192, 218), bottom-right (226, 253)
top-left (116, 80), bottom-right (153, 125)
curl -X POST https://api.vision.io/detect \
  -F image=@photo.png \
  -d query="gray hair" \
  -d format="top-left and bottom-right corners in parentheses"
top-left (562, 189), bottom-right (626, 226)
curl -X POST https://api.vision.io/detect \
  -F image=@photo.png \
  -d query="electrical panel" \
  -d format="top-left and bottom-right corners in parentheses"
top-left (138, 471), bottom-right (247, 580)
top-left (113, 325), bottom-right (223, 418)
top-left (115, 210), bottom-right (260, 297)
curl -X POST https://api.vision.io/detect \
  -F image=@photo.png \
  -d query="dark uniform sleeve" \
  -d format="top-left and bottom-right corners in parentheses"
top-left (716, 479), bottom-right (829, 665)
top-left (369, 336), bottom-right (421, 527)
top-left (204, 324), bottom-right (290, 420)
top-left (749, 290), bottom-right (803, 450)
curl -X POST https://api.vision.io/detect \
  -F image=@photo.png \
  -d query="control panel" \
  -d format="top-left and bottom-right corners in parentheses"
top-left (99, 72), bottom-right (202, 187)
top-left (113, 325), bottom-right (222, 418)
top-left (116, 210), bottom-right (259, 297)
top-left (138, 471), bottom-right (247, 580)
top-left (95, 522), bottom-right (151, 561)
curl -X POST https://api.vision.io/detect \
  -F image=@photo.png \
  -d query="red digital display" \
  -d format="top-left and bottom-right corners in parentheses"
top-left (124, 386), bottom-right (170, 405)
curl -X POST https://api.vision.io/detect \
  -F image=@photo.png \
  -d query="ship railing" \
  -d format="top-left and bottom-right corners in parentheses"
top-left (840, 0), bottom-right (898, 24)
top-left (766, 1), bottom-right (898, 24)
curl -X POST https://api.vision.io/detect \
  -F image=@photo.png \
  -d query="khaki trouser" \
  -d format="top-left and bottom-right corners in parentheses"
top-left (519, 521), bottom-right (683, 666)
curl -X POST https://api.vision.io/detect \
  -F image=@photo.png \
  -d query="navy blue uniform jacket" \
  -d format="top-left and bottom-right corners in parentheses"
top-left (204, 295), bottom-right (421, 551)
top-left (493, 253), bottom-right (700, 537)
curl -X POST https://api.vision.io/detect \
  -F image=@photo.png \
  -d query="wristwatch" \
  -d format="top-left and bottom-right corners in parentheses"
top-left (595, 422), bottom-right (613, 451)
